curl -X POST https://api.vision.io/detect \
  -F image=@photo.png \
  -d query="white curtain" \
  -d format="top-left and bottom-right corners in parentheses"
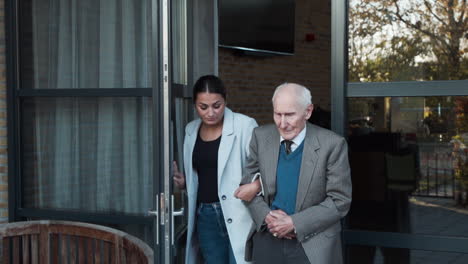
top-left (32, 0), bottom-right (151, 89)
top-left (24, 0), bottom-right (153, 214)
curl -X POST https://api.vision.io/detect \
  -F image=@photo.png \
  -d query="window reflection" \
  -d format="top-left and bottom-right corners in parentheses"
top-left (348, 96), bottom-right (468, 263)
top-left (348, 0), bottom-right (468, 82)
top-left (348, 96), bottom-right (468, 231)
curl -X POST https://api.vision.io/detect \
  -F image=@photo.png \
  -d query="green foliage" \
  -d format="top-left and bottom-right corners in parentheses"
top-left (454, 97), bottom-right (468, 134)
top-left (452, 135), bottom-right (468, 191)
top-left (349, 0), bottom-right (468, 148)
top-left (349, 0), bottom-right (468, 82)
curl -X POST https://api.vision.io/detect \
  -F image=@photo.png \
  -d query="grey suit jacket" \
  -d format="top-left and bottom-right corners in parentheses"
top-left (241, 123), bottom-right (352, 264)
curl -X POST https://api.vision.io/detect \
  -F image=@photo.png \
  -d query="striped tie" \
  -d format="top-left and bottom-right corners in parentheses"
top-left (283, 140), bottom-right (293, 154)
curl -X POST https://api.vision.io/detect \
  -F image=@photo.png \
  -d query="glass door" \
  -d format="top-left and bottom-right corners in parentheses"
top-left (110, 0), bottom-right (194, 262)
top-left (168, 0), bottom-right (191, 262)
top-left (11, 0), bottom-right (164, 262)
top-left (153, 0), bottom-right (197, 264)
top-left (154, 0), bottom-right (217, 263)
top-left (168, 93), bottom-right (192, 264)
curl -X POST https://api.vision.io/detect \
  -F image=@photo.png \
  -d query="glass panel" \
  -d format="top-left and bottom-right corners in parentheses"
top-left (171, 97), bottom-right (192, 263)
top-left (347, 96), bottom-right (468, 237)
top-left (19, 0), bottom-right (152, 89)
top-left (348, 0), bottom-right (468, 82)
top-left (347, 246), bottom-right (468, 264)
top-left (22, 97), bottom-right (153, 214)
top-left (172, 0), bottom-right (188, 85)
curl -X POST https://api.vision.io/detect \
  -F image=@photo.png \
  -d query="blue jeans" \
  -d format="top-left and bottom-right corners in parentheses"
top-left (196, 202), bottom-right (236, 264)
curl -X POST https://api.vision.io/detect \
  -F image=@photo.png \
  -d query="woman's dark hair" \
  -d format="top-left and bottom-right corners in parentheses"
top-left (193, 75), bottom-right (226, 102)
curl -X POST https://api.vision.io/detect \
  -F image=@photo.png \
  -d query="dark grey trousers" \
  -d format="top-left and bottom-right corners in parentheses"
top-left (252, 231), bottom-right (310, 264)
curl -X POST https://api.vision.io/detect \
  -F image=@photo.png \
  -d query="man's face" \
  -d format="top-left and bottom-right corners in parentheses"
top-left (273, 91), bottom-right (313, 140)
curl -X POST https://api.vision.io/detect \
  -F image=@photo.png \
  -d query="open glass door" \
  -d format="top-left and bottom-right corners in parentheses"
top-left (157, 0), bottom-right (218, 263)
top-left (169, 95), bottom-right (192, 264)
top-left (169, 0), bottom-right (191, 260)
top-left (155, 0), bottom-right (190, 263)
top-left (11, 0), bottom-right (166, 262)
top-left (9, 0), bottom-right (217, 262)
top-left (142, 0), bottom-right (217, 261)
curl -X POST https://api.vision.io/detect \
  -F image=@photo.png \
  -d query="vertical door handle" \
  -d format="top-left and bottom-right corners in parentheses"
top-left (171, 194), bottom-right (185, 245)
top-left (148, 194), bottom-right (160, 245)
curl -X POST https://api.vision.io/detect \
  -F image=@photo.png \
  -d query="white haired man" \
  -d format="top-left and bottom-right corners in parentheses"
top-left (235, 83), bottom-right (352, 264)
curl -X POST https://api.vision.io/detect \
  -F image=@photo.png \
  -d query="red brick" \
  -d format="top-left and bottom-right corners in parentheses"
top-left (220, 1), bottom-right (331, 125)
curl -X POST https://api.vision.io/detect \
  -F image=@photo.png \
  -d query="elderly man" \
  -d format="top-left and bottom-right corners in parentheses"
top-left (235, 83), bottom-right (352, 264)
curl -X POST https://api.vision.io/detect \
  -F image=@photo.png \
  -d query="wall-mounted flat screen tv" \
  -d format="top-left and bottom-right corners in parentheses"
top-left (219, 0), bottom-right (295, 56)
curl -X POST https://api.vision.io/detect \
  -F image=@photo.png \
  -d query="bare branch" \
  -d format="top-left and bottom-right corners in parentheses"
top-left (389, 0), bottom-right (448, 49)
top-left (459, 0), bottom-right (467, 25)
top-left (447, 0), bottom-right (457, 29)
top-left (424, 0), bottom-right (448, 26)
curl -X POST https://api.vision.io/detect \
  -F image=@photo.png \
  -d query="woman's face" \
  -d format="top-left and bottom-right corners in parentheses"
top-left (195, 92), bottom-right (226, 126)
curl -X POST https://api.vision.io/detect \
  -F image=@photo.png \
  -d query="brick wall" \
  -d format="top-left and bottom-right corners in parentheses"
top-left (219, 0), bottom-right (331, 125)
top-left (0, 0), bottom-right (7, 223)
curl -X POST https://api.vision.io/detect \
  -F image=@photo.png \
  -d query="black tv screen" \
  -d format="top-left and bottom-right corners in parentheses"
top-left (219, 0), bottom-right (295, 56)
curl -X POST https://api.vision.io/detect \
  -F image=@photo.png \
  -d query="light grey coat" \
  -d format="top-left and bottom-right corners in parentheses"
top-left (183, 108), bottom-right (257, 264)
top-left (241, 123), bottom-right (352, 264)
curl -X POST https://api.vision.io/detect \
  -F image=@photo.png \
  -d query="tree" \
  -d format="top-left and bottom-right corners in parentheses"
top-left (349, 0), bottom-right (468, 81)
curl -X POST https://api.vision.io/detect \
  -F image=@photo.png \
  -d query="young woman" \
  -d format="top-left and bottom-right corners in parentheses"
top-left (173, 75), bottom-right (259, 264)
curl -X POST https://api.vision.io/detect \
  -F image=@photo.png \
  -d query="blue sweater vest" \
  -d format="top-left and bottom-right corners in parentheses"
top-left (271, 141), bottom-right (304, 215)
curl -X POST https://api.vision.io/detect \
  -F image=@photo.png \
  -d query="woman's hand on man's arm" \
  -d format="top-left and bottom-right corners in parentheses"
top-left (234, 179), bottom-right (261, 202)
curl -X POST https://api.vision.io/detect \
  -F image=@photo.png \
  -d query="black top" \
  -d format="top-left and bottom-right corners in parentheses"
top-left (192, 133), bottom-right (222, 204)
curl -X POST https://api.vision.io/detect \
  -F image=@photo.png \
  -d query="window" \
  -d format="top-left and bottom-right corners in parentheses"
top-left (348, 0), bottom-right (468, 82)
top-left (9, 0), bottom-right (158, 243)
top-left (340, 0), bottom-right (468, 260)
top-left (22, 97), bottom-right (153, 214)
top-left (20, 0), bottom-right (152, 89)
